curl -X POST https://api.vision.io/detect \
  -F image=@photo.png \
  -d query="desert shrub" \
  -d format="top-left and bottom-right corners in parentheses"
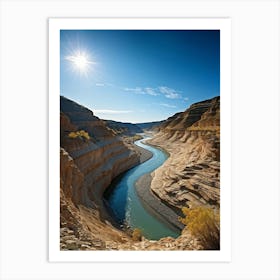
top-left (78, 130), bottom-right (90, 140)
top-left (68, 132), bottom-right (77, 138)
top-left (132, 228), bottom-right (142, 241)
top-left (132, 134), bottom-right (143, 141)
top-left (68, 130), bottom-right (90, 140)
top-left (179, 206), bottom-right (220, 250)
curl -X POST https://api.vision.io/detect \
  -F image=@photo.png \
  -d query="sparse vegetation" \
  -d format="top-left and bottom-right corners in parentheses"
top-left (132, 134), bottom-right (143, 141)
top-left (68, 130), bottom-right (90, 140)
top-left (132, 228), bottom-right (142, 241)
top-left (179, 206), bottom-right (220, 250)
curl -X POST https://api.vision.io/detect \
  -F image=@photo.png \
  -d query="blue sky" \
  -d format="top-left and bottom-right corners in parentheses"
top-left (60, 30), bottom-right (220, 123)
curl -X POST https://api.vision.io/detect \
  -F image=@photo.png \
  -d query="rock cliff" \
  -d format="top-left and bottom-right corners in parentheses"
top-left (60, 97), bottom-right (144, 249)
top-left (60, 147), bottom-right (137, 250)
top-left (60, 149), bottom-right (200, 250)
top-left (147, 96), bottom-right (220, 210)
top-left (59, 96), bottom-right (207, 250)
top-left (60, 96), bottom-right (141, 209)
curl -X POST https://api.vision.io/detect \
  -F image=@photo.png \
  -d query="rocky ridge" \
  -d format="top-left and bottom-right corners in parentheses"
top-left (60, 97), bottom-right (140, 250)
top-left (104, 120), bottom-right (143, 136)
top-left (60, 149), bottom-right (201, 251)
top-left (60, 96), bottom-right (201, 250)
top-left (60, 96), bottom-right (141, 208)
top-left (147, 96), bottom-right (220, 210)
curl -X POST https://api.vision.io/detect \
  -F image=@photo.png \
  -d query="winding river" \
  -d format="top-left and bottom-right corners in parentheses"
top-left (105, 138), bottom-right (180, 240)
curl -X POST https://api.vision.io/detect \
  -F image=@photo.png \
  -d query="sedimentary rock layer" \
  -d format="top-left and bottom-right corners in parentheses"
top-left (59, 96), bottom-right (205, 250)
top-left (147, 96), bottom-right (220, 210)
top-left (59, 97), bottom-right (142, 249)
top-left (60, 96), bottom-right (141, 208)
top-left (60, 146), bottom-right (200, 250)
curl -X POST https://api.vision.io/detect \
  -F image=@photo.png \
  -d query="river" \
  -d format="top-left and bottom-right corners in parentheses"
top-left (104, 138), bottom-right (180, 240)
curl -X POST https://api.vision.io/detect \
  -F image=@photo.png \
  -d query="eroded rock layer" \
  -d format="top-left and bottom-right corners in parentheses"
top-left (147, 96), bottom-right (220, 209)
top-left (59, 97), bottom-right (141, 249)
top-left (59, 96), bottom-right (206, 250)
top-left (60, 96), bottom-right (140, 208)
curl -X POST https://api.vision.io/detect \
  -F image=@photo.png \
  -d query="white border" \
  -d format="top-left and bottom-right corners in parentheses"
top-left (49, 18), bottom-right (231, 262)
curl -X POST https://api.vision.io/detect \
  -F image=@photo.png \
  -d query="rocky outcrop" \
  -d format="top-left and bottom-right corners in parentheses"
top-left (60, 96), bottom-right (141, 209)
top-left (117, 228), bottom-right (202, 250)
top-left (60, 97), bottom-right (188, 250)
top-left (60, 96), bottom-right (115, 140)
top-left (60, 152), bottom-right (132, 250)
top-left (59, 96), bottom-right (208, 250)
top-left (147, 96), bottom-right (220, 209)
top-left (60, 148), bottom-right (84, 205)
top-left (60, 97), bottom-right (142, 249)
top-left (60, 135), bottom-right (200, 251)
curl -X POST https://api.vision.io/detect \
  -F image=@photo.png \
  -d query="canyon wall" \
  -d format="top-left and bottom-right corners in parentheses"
top-left (60, 145), bottom-right (200, 250)
top-left (59, 96), bottom-right (210, 250)
top-left (148, 96), bottom-right (220, 210)
top-left (59, 97), bottom-right (144, 250)
top-left (60, 96), bottom-right (141, 209)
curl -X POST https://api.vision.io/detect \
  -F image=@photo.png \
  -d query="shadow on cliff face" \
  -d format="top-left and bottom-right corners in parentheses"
top-left (103, 168), bottom-right (135, 224)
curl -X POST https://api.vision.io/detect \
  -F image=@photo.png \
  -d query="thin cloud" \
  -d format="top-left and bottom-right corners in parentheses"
top-left (94, 109), bottom-right (133, 114)
top-left (144, 87), bottom-right (159, 96)
top-left (123, 85), bottom-right (182, 99)
top-left (124, 87), bottom-right (143, 94)
top-left (159, 86), bottom-right (181, 99)
top-left (160, 103), bottom-right (177, 108)
top-left (184, 97), bottom-right (189, 101)
top-left (95, 82), bottom-right (116, 87)
top-left (123, 87), bottom-right (158, 96)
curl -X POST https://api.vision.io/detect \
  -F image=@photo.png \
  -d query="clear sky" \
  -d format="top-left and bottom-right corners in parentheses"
top-left (60, 30), bottom-right (220, 123)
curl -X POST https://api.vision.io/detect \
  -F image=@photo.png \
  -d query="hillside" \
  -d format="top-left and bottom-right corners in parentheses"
top-left (59, 96), bottom-right (201, 250)
top-left (136, 121), bottom-right (163, 131)
top-left (147, 96), bottom-right (220, 209)
top-left (104, 120), bottom-right (143, 136)
top-left (60, 97), bottom-right (142, 249)
top-left (104, 120), bottom-right (163, 137)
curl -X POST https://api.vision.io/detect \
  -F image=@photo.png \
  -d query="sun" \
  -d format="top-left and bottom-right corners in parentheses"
top-left (72, 54), bottom-right (88, 69)
top-left (65, 50), bottom-right (94, 76)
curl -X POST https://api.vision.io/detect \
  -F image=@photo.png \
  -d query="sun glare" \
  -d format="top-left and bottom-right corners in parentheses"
top-left (65, 50), bottom-right (94, 76)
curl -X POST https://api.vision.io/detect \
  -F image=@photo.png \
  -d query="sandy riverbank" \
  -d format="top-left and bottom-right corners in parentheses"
top-left (133, 142), bottom-right (153, 163)
top-left (135, 173), bottom-right (184, 232)
top-left (103, 142), bottom-right (152, 204)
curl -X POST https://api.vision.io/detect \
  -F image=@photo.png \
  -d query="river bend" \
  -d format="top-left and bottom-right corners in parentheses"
top-left (105, 138), bottom-right (180, 240)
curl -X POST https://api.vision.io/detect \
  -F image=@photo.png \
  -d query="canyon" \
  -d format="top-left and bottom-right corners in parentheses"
top-left (59, 96), bottom-right (219, 250)
top-left (147, 96), bottom-right (220, 210)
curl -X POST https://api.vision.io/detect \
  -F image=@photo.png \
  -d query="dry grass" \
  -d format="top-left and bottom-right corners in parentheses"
top-left (179, 206), bottom-right (220, 250)
top-left (68, 130), bottom-right (90, 140)
top-left (132, 228), bottom-right (142, 241)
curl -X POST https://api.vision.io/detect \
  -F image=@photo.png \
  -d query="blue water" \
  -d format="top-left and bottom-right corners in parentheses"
top-left (105, 138), bottom-right (180, 240)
